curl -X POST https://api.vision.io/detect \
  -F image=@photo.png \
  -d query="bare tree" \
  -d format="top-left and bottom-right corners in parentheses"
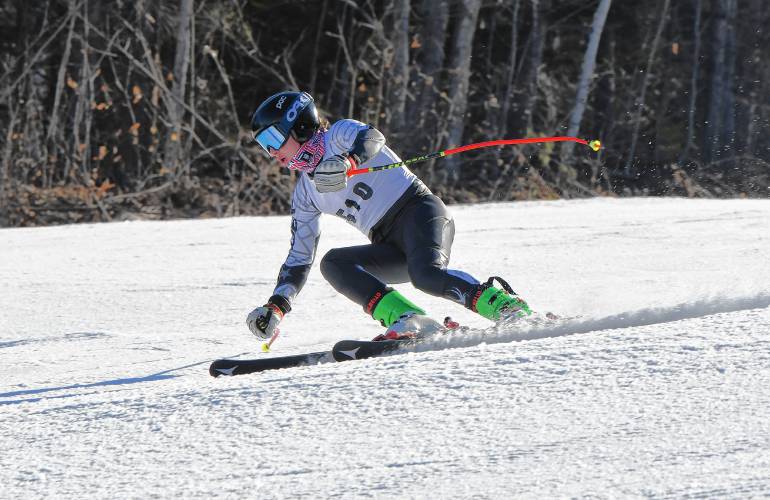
top-left (444, 0), bottom-right (482, 181)
top-left (498, 0), bottom-right (521, 137)
top-left (678, 0), bottom-right (703, 164)
top-left (308, 0), bottom-right (329, 95)
top-left (164, 0), bottom-right (194, 180)
top-left (3, 0), bottom-right (770, 227)
top-left (385, 0), bottom-right (410, 131)
top-left (409, 0), bottom-right (449, 144)
top-left (744, 0), bottom-right (766, 157)
top-left (624, 0), bottom-right (670, 175)
top-left (706, 0), bottom-right (739, 164)
top-left (562, 0), bottom-right (612, 159)
top-left (511, 0), bottom-right (546, 137)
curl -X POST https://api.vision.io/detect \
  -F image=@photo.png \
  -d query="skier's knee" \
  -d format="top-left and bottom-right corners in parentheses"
top-left (320, 249), bottom-right (344, 282)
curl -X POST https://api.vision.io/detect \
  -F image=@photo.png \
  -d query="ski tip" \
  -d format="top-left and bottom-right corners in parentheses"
top-left (209, 360), bottom-right (239, 377)
top-left (589, 139), bottom-right (602, 152)
top-left (209, 362), bottom-right (223, 377)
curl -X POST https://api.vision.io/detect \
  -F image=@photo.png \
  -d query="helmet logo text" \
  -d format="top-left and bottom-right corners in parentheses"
top-left (276, 96), bottom-right (287, 109)
top-left (286, 94), bottom-right (309, 122)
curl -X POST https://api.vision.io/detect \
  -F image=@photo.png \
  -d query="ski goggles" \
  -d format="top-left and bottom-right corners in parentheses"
top-left (253, 125), bottom-right (288, 154)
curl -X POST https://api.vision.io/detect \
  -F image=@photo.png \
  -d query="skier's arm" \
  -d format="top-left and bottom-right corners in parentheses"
top-left (248, 256), bottom-right (318, 340)
top-left (327, 120), bottom-right (386, 164)
top-left (348, 125), bottom-right (386, 165)
top-left (271, 178), bottom-right (320, 309)
top-left (315, 121), bottom-right (386, 193)
top-left (246, 179), bottom-right (320, 338)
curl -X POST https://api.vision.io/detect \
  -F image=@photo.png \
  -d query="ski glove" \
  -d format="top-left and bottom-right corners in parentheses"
top-left (246, 296), bottom-right (290, 340)
top-left (314, 154), bottom-right (357, 193)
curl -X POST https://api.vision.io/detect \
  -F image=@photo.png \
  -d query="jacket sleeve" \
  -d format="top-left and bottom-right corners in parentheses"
top-left (270, 177), bottom-right (321, 311)
top-left (326, 119), bottom-right (386, 165)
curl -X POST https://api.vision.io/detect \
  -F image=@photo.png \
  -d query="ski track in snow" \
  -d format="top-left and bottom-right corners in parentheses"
top-left (1, 197), bottom-right (770, 498)
top-left (412, 292), bottom-right (770, 355)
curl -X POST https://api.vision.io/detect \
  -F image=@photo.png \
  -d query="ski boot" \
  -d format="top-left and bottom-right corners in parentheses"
top-left (470, 276), bottom-right (532, 322)
top-left (369, 289), bottom-right (442, 341)
top-left (373, 312), bottom-right (447, 341)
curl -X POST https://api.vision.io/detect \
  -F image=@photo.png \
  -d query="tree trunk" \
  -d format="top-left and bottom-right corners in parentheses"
top-left (511, 0), bottom-right (546, 137)
top-left (164, 0), bottom-right (194, 180)
top-left (498, 0), bottom-right (520, 137)
top-left (624, 0), bottom-right (670, 175)
top-left (444, 0), bottom-right (483, 181)
top-left (595, 29), bottom-right (616, 152)
top-left (385, 0), bottom-right (410, 132)
top-left (308, 0), bottom-right (329, 95)
top-left (45, 0), bottom-right (77, 184)
top-left (743, 0), bottom-right (765, 157)
top-left (409, 0), bottom-right (449, 147)
top-left (482, 8), bottom-right (499, 139)
top-left (678, 0), bottom-right (703, 164)
top-left (562, 0), bottom-right (612, 159)
top-left (490, 0), bottom-right (521, 180)
top-left (704, 0), bottom-right (732, 164)
top-left (720, 0), bottom-right (737, 160)
top-left (0, 104), bottom-right (19, 215)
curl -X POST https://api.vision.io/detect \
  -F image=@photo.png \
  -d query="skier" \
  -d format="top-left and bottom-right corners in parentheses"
top-left (246, 91), bottom-right (531, 341)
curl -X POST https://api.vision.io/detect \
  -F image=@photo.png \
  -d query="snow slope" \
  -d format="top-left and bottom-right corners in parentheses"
top-left (1, 197), bottom-right (769, 498)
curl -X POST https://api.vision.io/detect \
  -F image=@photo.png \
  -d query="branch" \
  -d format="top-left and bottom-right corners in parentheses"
top-left (0, 1), bottom-right (84, 102)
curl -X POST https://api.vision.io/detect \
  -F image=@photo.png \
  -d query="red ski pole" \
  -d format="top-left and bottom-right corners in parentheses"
top-left (347, 136), bottom-right (601, 177)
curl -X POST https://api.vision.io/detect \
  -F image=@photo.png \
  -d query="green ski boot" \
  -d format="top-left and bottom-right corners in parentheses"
top-left (370, 289), bottom-right (425, 327)
top-left (470, 276), bottom-right (532, 321)
top-left (369, 289), bottom-right (442, 340)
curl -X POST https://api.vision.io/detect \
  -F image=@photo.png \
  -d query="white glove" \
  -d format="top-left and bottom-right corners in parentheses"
top-left (314, 154), bottom-right (356, 193)
top-left (246, 304), bottom-right (283, 340)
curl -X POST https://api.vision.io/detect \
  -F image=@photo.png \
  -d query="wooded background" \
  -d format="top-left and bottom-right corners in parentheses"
top-left (1, 0), bottom-right (768, 227)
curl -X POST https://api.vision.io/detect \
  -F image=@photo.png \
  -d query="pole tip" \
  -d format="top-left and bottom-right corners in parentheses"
top-left (589, 140), bottom-right (602, 152)
top-left (261, 343), bottom-right (270, 353)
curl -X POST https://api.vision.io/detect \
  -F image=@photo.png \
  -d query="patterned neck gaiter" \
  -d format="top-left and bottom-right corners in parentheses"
top-left (288, 130), bottom-right (326, 172)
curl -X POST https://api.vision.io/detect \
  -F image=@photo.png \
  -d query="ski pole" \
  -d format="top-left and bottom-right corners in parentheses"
top-left (262, 329), bottom-right (280, 352)
top-left (347, 136), bottom-right (601, 177)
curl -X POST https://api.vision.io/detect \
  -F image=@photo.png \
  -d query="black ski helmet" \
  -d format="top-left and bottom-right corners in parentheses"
top-left (250, 91), bottom-right (320, 148)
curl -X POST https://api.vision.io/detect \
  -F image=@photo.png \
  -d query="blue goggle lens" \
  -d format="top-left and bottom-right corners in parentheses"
top-left (254, 125), bottom-right (287, 153)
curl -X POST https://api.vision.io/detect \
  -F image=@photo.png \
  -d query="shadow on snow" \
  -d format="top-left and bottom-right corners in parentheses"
top-left (0, 357), bottom-right (225, 405)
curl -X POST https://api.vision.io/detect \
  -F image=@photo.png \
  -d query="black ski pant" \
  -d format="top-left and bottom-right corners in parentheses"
top-left (320, 193), bottom-right (480, 314)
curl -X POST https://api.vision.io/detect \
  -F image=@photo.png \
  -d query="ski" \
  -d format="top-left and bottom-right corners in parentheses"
top-left (210, 335), bottom-right (434, 376)
top-left (329, 313), bottom-right (567, 362)
top-left (331, 316), bottom-right (465, 362)
top-left (332, 338), bottom-right (418, 362)
top-left (210, 314), bottom-right (565, 376)
top-left (209, 351), bottom-right (330, 377)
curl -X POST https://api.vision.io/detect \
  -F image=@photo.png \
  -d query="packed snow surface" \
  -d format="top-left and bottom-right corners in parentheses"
top-left (2, 197), bottom-right (769, 498)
